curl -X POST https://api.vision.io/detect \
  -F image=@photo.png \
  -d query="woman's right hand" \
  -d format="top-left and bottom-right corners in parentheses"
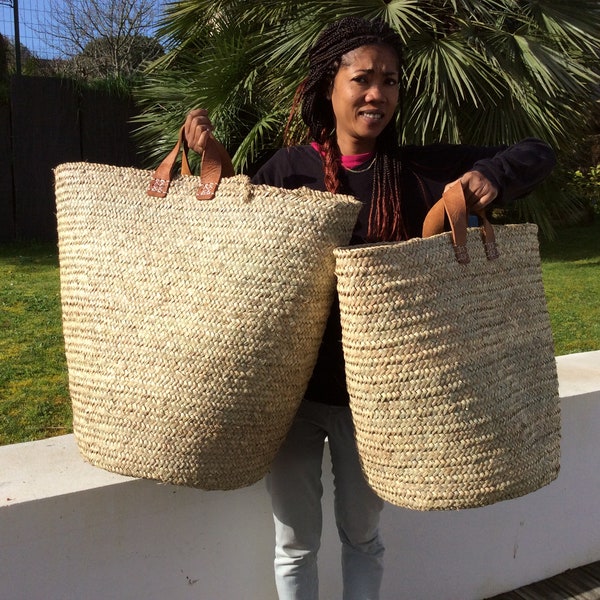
top-left (184, 108), bottom-right (214, 155)
top-left (183, 108), bottom-right (235, 177)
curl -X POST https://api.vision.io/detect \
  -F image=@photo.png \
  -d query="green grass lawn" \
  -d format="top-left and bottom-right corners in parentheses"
top-left (540, 220), bottom-right (600, 355)
top-left (1, 221), bottom-right (599, 445)
top-left (0, 244), bottom-right (71, 445)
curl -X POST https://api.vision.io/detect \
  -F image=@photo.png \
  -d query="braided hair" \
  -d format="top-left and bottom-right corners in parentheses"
top-left (287, 17), bottom-right (407, 241)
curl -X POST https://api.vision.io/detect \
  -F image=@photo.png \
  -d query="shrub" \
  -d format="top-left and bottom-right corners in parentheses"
top-left (571, 164), bottom-right (600, 219)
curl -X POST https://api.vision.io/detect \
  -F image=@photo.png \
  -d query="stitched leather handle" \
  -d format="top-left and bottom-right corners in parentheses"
top-left (147, 126), bottom-right (234, 200)
top-left (422, 182), bottom-right (499, 264)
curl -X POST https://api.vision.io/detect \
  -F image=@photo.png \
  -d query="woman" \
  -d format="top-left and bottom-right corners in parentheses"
top-left (185, 16), bottom-right (556, 600)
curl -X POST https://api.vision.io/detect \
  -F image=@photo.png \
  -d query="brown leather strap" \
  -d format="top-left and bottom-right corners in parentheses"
top-left (147, 127), bottom-right (186, 198)
top-left (422, 182), bottom-right (499, 264)
top-left (147, 126), bottom-right (232, 200)
top-left (181, 134), bottom-right (192, 176)
top-left (195, 134), bottom-right (222, 200)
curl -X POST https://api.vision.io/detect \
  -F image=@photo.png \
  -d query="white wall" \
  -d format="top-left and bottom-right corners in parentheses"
top-left (1, 351), bottom-right (599, 600)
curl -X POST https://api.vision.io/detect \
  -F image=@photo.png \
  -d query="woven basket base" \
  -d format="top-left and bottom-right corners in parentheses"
top-left (335, 224), bottom-right (561, 510)
top-left (56, 163), bottom-right (361, 489)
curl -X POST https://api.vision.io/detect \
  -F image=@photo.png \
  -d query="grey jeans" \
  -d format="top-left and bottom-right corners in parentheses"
top-left (266, 400), bottom-right (385, 600)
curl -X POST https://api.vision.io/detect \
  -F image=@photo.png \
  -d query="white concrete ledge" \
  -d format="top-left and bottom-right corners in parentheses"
top-left (1, 351), bottom-right (599, 600)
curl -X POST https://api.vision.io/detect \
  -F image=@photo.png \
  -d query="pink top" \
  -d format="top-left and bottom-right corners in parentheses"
top-left (310, 142), bottom-right (374, 170)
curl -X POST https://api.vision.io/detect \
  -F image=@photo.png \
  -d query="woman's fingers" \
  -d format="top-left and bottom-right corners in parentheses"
top-left (184, 108), bottom-right (214, 154)
top-left (444, 172), bottom-right (498, 212)
top-left (460, 171), bottom-right (498, 210)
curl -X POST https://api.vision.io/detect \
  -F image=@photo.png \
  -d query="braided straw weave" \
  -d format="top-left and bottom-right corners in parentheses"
top-left (55, 163), bottom-right (360, 489)
top-left (334, 224), bottom-right (561, 510)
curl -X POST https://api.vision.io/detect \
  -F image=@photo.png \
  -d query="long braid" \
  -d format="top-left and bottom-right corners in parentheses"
top-left (322, 131), bottom-right (342, 194)
top-left (369, 125), bottom-right (408, 241)
top-left (287, 17), bottom-right (407, 242)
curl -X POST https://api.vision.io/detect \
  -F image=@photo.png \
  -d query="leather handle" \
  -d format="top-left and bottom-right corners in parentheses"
top-left (422, 182), bottom-right (499, 264)
top-left (147, 126), bottom-right (234, 200)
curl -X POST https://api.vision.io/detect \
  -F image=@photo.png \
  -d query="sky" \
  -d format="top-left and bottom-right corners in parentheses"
top-left (0, 0), bottom-right (165, 60)
top-left (1, 0), bottom-right (66, 59)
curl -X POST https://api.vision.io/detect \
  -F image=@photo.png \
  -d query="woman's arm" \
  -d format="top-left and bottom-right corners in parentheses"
top-left (469, 138), bottom-right (557, 205)
top-left (442, 138), bottom-right (557, 211)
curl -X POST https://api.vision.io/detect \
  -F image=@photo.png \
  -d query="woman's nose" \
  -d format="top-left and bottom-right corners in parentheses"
top-left (365, 85), bottom-right (386, 103)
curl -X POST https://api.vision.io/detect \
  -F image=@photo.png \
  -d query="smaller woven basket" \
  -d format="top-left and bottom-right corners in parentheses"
top-left (55, 130), bottom-right (361, 490)
top-left (334, 184), bottom-right (561, 510)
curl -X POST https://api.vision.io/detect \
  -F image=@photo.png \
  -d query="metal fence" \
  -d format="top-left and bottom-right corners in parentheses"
top-left (0, 1), bottom-right (171, 242)
top-left (0, 76), bottom-right (145, 242)
top-left (0, 0), bottom-right (167, 62)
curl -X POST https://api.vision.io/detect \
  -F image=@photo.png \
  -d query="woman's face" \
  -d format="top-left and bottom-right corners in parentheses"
top-left (329, 44), bottom-right (400, 155)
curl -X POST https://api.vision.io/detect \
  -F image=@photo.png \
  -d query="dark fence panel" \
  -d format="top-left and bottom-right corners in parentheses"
top-left (1, 76), bottom-right (144, 243)
top-left (80, 87), bottom-right (143, 168)
top-left (11, 76), bottom-right (81, 242)
top-left (0, 103), bottom-right (14, 242)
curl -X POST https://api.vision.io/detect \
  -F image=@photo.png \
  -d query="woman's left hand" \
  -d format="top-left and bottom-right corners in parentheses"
top-left (444, 171), bottom-right (498, 212)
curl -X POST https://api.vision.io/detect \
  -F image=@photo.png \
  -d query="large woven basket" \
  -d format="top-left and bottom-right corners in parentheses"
top-left (334, 184), bottom-right (561, 510)
top-left (55, 133), bottom-right (360, 490)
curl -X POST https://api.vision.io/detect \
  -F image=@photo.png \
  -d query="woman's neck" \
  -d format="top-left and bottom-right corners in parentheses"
top-left (310, 142), bottom-right (374, 169)
top-left (337, 139), bottom-right (376, 157)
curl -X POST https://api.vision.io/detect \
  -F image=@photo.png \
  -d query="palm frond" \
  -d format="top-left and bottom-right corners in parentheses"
top-left (134, 0), bottom-right (600, 235)
top-left (231, 111), bottom-right (289, 172)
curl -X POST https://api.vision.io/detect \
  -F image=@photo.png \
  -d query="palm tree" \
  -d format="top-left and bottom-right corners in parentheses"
top-left (133, 0), bottom-right (600, 234)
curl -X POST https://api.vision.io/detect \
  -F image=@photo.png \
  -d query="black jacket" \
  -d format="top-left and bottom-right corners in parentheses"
top-left (252, 140), bottom-right (556, 405)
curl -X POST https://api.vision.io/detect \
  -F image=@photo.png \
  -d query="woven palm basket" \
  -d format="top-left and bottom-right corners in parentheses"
top-left (334, 223), bottom-right (561, 510)
top-left (55, 163), bottom-right (360, 489)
